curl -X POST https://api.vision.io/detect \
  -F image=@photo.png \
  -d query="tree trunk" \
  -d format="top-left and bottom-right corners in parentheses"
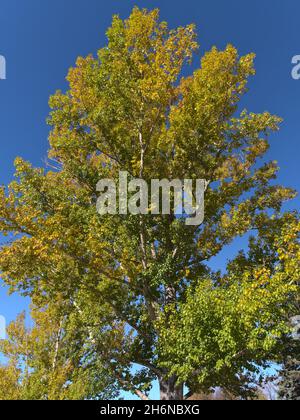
top-left (159, 375), bottom-right (183, 400)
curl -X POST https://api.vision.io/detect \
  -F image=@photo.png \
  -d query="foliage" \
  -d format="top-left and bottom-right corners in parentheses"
top-left (0, 7), bottom-right (299, 399)
top-left (278, 316), bottom-right (300, 400)
top-left (157, 214), bottom-right (299, 397)
top-left (0, 307), bottom-right (118, 400)
top-left (278, 353), bottom-right (300, 400)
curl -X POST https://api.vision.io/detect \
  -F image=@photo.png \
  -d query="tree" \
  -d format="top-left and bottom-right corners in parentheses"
top-left (0, 307), bottom-right (118, 400)
top-left (279, 352), bottom-right (300, 400)
top-left (278, 316), bottom-right (300, 400)
top-left (0, 7), bottom-right (299, 400)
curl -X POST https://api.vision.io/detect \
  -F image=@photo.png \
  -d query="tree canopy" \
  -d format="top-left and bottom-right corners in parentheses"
top-left (0, 7), bottom-right (299, 400)
top-left (0, 307), bottom-right (118, 400)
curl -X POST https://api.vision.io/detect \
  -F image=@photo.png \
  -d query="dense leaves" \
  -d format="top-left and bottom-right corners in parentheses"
top-left (0, 7), bottom-right (299, 399)
top-left (0, 308), bottom-right (118, 400)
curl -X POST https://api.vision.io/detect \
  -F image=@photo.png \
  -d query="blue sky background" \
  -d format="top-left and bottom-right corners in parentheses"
top-left (0, 0), bottom-right (299, 399)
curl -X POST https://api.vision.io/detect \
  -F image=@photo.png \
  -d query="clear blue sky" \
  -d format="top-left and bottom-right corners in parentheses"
top-left (0, 0), bottom-right (299, 398)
